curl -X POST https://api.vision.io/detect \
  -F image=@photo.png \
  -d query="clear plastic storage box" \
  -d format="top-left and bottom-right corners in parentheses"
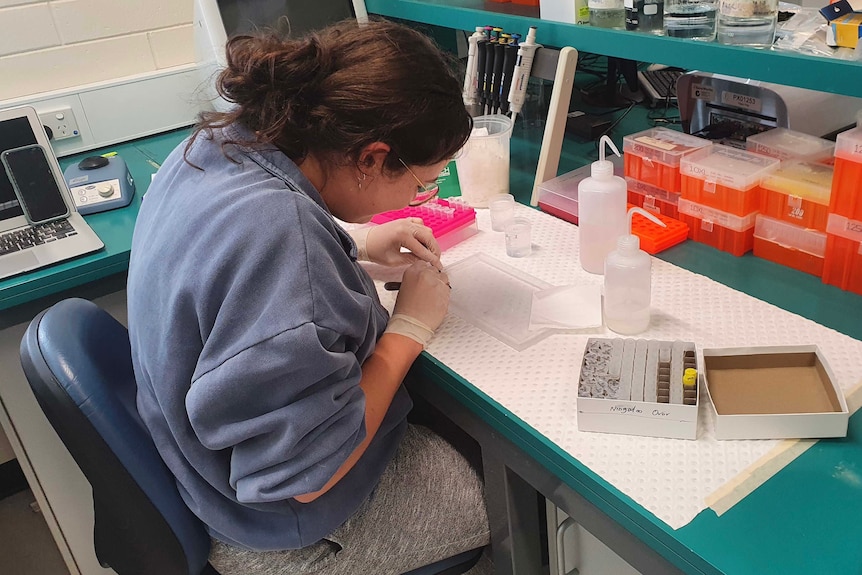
top-left (823, 214), bottom-right (862, 296)
top-left (831, 126), bottom-right (862, 220)
top-left (626, 177), bottom-right (683, 219)
top-left (536, 157), bottom-right (624, 225)
top-left (753, 214), bottom-right (827, 276)
top-left (680, 144), bottom-right (780, 217)
top-left (746, 128), bottom-right (835, 163)
top-left (623, 127), bottom-right (713, 193)
top-left (760, 161), bottom-right (833, 231)
top-left (677, 197), bottom-right (758, 256)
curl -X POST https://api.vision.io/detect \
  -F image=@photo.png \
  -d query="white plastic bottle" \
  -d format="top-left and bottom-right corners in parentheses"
top-left (578, 135), bottom-right (627, 274)
top-left (603, 207), bottom-right (667, 334)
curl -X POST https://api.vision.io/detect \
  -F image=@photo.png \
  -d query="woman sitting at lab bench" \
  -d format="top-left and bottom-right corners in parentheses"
top-left (126, 18), bottom-right (489, 575)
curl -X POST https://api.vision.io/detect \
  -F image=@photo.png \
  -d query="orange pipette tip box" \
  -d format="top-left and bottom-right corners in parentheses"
top-left (627, 203), bottom-right (689, 255)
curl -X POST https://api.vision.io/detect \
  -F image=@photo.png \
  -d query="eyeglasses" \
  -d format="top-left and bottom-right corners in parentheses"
top-left (398, 158), bottom-right (440, 207)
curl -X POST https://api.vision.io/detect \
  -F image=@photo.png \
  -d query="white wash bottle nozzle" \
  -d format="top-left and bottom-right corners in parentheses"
top-left (602, 207), bottom-right (666, 335)
top-left (594, 135), bottom-right (621, 177)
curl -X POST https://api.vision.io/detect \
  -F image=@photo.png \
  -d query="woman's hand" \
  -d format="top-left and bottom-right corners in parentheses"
top-left (384, 261), bottom-right (451, 347)
top-left (392, 261), bottom-right (450, 331)
top-left (352, 218), bottom-right (442, 270)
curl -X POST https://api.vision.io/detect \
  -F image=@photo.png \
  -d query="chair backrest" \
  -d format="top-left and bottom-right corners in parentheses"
top-left (19, 298), bottom-right (212, 575)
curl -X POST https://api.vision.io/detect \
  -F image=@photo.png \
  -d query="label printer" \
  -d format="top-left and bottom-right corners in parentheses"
top-left (677, 72), bottom-right (862, 146)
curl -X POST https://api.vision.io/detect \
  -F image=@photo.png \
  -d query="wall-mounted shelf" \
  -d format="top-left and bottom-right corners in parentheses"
top-left (365, 0), bottom-right (862, 98)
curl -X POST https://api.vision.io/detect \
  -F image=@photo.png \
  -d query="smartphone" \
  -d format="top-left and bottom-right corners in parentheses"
top-left (0, 143), bottom-right (70, 225)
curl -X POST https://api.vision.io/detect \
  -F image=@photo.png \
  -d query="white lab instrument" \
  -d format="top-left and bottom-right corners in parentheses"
top-left (463, 27), bottom-right (486, 108)
top-left (677, 72), bottom-right (862, 144)
top-left (507, 27), bottom-right (541, 124)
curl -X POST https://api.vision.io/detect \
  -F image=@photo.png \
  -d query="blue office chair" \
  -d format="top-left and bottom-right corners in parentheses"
top-left (19, 298), bottom-right (483, 575)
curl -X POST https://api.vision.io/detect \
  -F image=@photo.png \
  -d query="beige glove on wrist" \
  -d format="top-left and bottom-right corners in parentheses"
top-left (384, 313), bottom-right (435, 348)
top-left (348, 226), bottom-right (372, 262)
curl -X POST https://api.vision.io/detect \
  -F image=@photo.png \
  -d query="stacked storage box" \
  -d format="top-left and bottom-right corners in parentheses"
top-left (746, 128), bottom-right (835, 165)
top-left (825, 126), bottom-right (862, 296)
top-left (678, 145), bottom-right (780, 256)
top-left (744, 129), bottom-right (837, 276)
top-left (623, 127), bottom-right (712, 221)
top-left (754, 161), bottom-right (832, 276)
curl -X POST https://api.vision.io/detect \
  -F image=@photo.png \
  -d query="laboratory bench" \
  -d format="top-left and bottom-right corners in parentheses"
top-left (0, 109), bottom-right (861, 575)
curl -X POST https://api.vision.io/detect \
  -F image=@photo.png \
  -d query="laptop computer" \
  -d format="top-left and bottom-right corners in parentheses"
top-left (637, 68), bottom-right (685, 107)
top-left (0, 106), bottom-right (103, 281)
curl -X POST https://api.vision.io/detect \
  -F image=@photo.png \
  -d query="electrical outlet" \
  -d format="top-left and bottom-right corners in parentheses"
top-left (38, 107), bottom-right (80, 141)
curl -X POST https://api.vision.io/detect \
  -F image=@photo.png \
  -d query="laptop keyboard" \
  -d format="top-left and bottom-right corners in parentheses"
top-left (639, 69), bottom-right (684, 101)
top-left (0, 219), bottom-right (76, 256)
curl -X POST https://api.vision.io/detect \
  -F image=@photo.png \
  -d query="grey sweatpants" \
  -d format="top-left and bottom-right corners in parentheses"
top-left (209, 424), bottom-right (492, 575)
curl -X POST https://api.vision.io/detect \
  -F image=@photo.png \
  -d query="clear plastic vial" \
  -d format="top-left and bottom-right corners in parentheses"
top-left (505, 217), bottom-right (532, 257)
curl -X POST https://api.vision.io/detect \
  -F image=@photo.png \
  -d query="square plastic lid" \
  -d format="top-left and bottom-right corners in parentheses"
top-left (746, 128), bottom-right (834, 162)
top-left (754, 214), bottom-right (826, 257)
top-left (760, 161), bottom-right (833, 205)
top-left (623, 127), bottom-right (713, 167)
top-left (446, 253), bottom-right (554, 351)
top-left (679, 144), bottom-right (780, 190)
top-left (677, 198), bottom-right (758, 231)
top-left (835, 125), bottom-right (862, 162)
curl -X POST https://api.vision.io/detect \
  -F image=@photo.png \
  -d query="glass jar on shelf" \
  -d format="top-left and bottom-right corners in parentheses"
top-left (626, 0), bottom-right (665, 33)
top-left (716, 0), bottom-right (779, 46)
top-left (590, 0), bottom-right (626, 29)
top-left (664, 0), bottom-right (718, 40)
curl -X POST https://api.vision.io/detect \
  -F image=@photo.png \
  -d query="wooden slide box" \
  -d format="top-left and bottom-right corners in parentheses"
top-left (702, 345), bottom-right (849, 440)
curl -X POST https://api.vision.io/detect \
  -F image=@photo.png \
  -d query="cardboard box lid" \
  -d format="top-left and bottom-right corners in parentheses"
top-left (821, 1), bottom-right (862, 48)
top-left (702, 345), bottom-right (849, 439)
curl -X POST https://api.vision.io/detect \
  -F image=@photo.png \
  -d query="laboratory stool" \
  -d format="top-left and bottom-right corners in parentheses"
top-left (19, 298), bottom-right (484, 575)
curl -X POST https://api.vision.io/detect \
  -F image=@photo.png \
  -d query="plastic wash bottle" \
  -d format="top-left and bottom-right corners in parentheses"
top-left (603, 207), bottom-right (666, 335)
top-left (577, 135), bottom-right (626, 274)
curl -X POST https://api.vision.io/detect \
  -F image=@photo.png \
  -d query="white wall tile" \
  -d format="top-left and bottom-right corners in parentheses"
top-left (0, 33), bottom-right (156, 100)
top-left (0, 0), bottom-right (41, 7)
top-left (0, 3), bottom-right (61, 56)
top-left (148, 24), bottom-right (194, 69)
top-left (50, 0), bottom-right (192, 44)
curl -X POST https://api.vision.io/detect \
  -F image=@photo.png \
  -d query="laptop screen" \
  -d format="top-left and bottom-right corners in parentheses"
top-left (215, 0), bottom-right (355, 37)
top-left (0, 117), bottom-right (37, 221)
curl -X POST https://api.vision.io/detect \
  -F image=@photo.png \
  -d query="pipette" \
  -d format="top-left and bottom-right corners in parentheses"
top-left (507, 26), bottom-right (541, 124)
top-left (489, 34), bottom-right (507, 113)
top-left (498, 33), bottom-right (520, 115)
top-left (462, 26), bottom-right (486, 108)
top-left (474, 27), bottom-right (491, 113)
top-left (482, 28), bottom-right (503, 114)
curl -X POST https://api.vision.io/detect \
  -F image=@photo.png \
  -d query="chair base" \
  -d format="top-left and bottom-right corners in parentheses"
top-left (402, 547), bottom-right (485, 575)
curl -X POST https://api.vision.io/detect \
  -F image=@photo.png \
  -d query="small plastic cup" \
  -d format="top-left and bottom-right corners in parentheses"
top-left (505, 217), bottom-right (532, 257)
top-left (489, 194), bottom-right (515, 231)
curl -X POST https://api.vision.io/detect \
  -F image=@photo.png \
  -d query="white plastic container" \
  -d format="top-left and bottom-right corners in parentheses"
top-left (578, 136), bottom-right (628, 274)
top-left (455, 114), bottom-right (513, 208)
top-left (603, 207), bottom-right (666, 334)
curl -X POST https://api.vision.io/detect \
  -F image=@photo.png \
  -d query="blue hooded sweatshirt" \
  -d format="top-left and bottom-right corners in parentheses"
top-left (127, 123), bottom-right (411, 550)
